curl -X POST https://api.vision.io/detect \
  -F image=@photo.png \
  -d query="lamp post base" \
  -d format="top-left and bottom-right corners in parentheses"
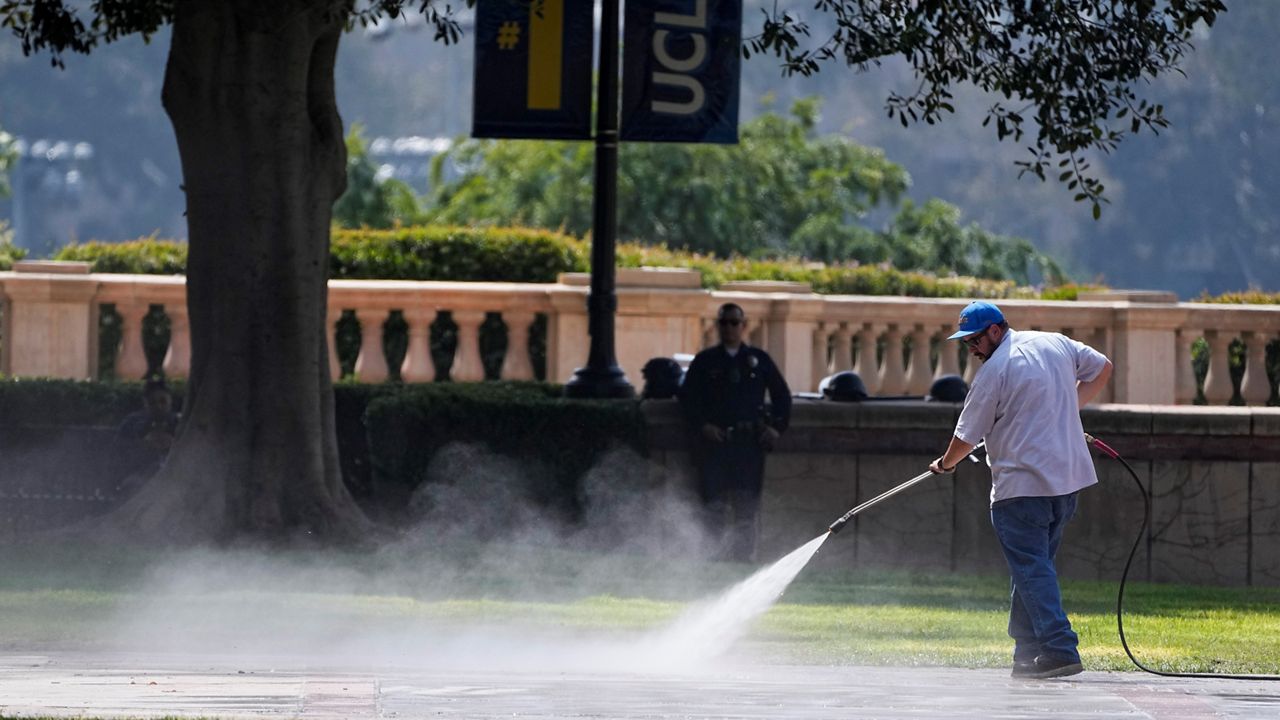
top-left (563, 363), bottom-right (635, 399)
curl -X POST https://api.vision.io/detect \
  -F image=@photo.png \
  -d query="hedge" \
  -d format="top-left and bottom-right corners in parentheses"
top-left (0, 237), bottom-right (26, 271)
top-left (49, 226), bottom-right (1071, 299)
top-left (52, 227), bottom-right (586, 283)
top-left (53, 237), bottom-right (188, 274)
top-left (1197, 289), bottom-right (1280, 305)
top-left (0, 378), bottom-right (184, 427)
top-left (363, 382), bottom-right (645, 525)
top-left (331, 226), bottom-right (585, 282)
top-left (0, 379), bottom-right (647, 522)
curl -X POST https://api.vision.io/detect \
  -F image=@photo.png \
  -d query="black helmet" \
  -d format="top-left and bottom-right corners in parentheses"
top-left (820, 371), bottom-right (869, 402)
top-left (928, 374), bottom-right (969, 402)
top-left (641, 357), bottom-right (684, 399)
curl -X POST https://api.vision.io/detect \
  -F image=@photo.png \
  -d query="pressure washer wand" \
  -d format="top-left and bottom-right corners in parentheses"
top-left (827, 441), bottom-right (986, 535)
top-left (826, 470), bottom-right (933, 535)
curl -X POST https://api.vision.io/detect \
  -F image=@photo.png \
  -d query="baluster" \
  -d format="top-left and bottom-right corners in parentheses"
top-left (877, 324), bottom-right (907, 396)
top-left (1201, 329), bottom-right (1234, 405)
top-left (810, 322), bottom-right (830, 390)
top-left (115, 303), bottom-right (149, 380)
top-left (451, 309), bottom-right (486, 382)
top-left (962, 346), bottom-right (979, 384)
top-left (935, 325), bottom-right (961, 378)
top-left (701, 317), bottom-right (716, 349)
top-left (325, 307), bottom-right (342, 381)
top-left (1241, 331), bottom-right (1272, 406)
top-left (500, 311), bottom-right (537, 381)
top-left (832, 323), bottom-right (854, 373)
top-left (353, 309), bottom-right (389, 383)
top-left (1175, 328), bottom-right (1199, 405)
top-left (1090, 327), bottom-right (1113, 403)
top-left (162, 305), bottom-right (191, 378)
top-left (904, 324), bottom-right (933, 395)
top-left (854, 324), bottom-right (881, 395)
top-left (400, 308), bottom-right (437, 383)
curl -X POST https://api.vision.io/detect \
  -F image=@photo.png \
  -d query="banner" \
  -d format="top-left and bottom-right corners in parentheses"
top-left (620, 0), bottom-right (742, 144)
top-left (472, 0), bottom-right (594, 140)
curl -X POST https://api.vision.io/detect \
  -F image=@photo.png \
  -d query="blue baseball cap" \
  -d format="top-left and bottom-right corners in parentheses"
top-left (948, 301), bottom-right (1005, 340)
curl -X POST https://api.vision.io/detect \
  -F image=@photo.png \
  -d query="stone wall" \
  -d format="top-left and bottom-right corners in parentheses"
top-left (5, 265), bottom-right (1280, 404)
top-left (643, 400), bottom-right (1280, 586)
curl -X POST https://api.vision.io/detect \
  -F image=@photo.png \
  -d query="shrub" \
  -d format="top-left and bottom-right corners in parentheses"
top-left (1038, 283), bottom-right (1108, 301)
top-left (613, 243), bottom-right (1036, 299)
top-left (1196, 289), bottom-right (1280, 305)
top-left (53, 238), bottom-right (188, 274)
top-left (330, 226), bottom-right (586, 282)
top-left (47, 226), bottom-right (1081, 299)
top-left (0, 233), bottom-right (26, 271)
top-left (363, 382), bottom-right (645, 523)
top-left (0, 378), bottom-right (185, 427)
top-left (0, 379), bottom-right (645, 518)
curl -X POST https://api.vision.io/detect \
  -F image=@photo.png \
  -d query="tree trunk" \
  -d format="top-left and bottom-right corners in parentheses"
top-left (99, 0), bottom-right (373, 543)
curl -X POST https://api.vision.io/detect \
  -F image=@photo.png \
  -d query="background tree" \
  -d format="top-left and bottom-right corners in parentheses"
top-left (0, 126), bottom-right (20, 268)
top-left (429, 99), bottom-right (1064, 283)
top-left (0, 0), bottom-right (1224, 542)
top-left (750, 0), bottom-right (1226, 218)
top-left (333, 123), bottom-right (424, 229)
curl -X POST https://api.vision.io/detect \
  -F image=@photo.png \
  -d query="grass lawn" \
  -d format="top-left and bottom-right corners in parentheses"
top-left (2, 540), bottom-right (1279, 674)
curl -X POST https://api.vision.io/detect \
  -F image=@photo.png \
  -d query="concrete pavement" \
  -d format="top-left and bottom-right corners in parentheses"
top-left (3, 652), bottom-right (1280, 719)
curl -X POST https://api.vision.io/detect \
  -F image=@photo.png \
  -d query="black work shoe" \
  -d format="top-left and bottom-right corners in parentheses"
top-left (1027, 656), bottom-right (1084, 679)
top-left (1010, 660), bottom-right (1038, 678)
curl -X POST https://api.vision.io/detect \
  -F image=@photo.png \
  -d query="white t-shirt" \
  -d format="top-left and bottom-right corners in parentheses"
top-left (954, 329), bottom-right (1110, 505)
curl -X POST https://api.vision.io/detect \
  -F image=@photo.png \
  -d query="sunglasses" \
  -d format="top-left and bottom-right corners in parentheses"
top-left (962, 326), bottom-right (991, 348)
top-left (718, 318), bottom-right (743, 327)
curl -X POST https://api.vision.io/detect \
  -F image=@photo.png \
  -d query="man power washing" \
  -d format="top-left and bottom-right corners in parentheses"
top-left (929, 301), bottom-right (1113, 680)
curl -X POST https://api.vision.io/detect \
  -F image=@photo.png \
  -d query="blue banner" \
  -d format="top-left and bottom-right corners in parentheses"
top-left (620, 0), bottom-right (742, 144)
top-left (472, 0), bottom-right (594, 140)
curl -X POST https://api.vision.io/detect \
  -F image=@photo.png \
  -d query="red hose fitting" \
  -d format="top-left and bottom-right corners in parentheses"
top-left (1084, 433), bottom-right (1120, 460)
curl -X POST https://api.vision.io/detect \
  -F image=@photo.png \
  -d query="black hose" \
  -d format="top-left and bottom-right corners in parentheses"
top-left (1088, 434), bottom-right (1280, 681)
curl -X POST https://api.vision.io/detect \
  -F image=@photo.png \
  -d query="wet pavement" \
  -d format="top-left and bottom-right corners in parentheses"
top-left (3, 652), bottom-right (1280, 719)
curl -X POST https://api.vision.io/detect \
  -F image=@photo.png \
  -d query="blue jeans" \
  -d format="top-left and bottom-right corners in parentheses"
top-left (990, 493), bottom-right (1080, 664)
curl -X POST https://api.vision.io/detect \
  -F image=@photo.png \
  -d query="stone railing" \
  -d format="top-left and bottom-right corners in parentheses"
top-left (2, 262), bottom-right (1278, 405)
top-left (643, 400), bottom-right (1280, 586)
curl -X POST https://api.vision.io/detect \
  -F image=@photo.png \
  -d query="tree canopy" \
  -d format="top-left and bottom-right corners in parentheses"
top-left (748, 0), bottom-right (1226, 217)
top-left (332, 123), bottom-right (422, 229)
top-left (3, 0), bottom-right (1226, 215)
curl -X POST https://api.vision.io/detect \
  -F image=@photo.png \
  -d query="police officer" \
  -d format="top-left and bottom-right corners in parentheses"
top-left (679, 303), bottom-right (791, 562)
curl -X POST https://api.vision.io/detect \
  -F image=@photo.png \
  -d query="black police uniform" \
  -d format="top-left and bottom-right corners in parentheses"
top-left (678, 343), bottom-right (791, 561)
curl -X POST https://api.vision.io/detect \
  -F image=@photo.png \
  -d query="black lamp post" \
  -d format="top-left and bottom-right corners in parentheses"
top-left (564, 0), bottom-right (634, 399)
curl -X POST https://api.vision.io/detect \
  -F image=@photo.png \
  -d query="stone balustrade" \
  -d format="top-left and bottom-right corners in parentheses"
top-left (2, 262), bottom-right (1278, 405)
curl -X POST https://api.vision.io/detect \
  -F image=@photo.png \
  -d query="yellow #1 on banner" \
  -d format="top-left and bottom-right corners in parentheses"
top-left (472, 0), bottom-right (594, 140)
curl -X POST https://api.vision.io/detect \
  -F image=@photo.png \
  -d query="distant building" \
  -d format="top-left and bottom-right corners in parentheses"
top-left (4, 138), bottom-right (95, 257)
top-left (366, 135), bottom-right (455, 194)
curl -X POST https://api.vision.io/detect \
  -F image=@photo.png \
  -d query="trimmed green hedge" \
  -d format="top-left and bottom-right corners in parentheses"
top-left (0, 237), bottom-right (26, 271)
top-left (53, 237), bottom-right (188, 274)
top-left (331, 226), bottom-right (585, 282)
top-left (1197, 289), bottom-right (1280, 305)
top-left (48, 226), bottom-right (1076, 299)
top-left (52, 227), bottom-right (586, 283)
top-left (364, 382), bottom-right (645, 523)
top-left (0, 378), bottom-right (185, 426)
top-left (0, 379), bottom-right (648, 520)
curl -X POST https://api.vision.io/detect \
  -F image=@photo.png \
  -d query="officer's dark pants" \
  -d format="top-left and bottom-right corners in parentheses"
top-left (697, 438), bottom-right (765, 562)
